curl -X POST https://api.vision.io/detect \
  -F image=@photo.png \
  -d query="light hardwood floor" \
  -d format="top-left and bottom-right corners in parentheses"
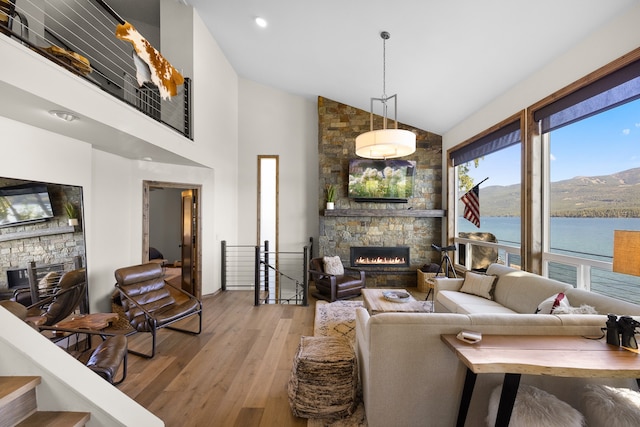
top-left (117, 290), bottom-right (314, 427)
top-left (116, 286), bottom-right (427, 426)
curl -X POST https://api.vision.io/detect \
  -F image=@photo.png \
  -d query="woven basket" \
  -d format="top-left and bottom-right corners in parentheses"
top-left (417, 270), bottom-right (437, 293)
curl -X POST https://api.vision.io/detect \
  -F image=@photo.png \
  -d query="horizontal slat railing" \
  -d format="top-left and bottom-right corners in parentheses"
top-left (1, 0), bottom-right (192, 138)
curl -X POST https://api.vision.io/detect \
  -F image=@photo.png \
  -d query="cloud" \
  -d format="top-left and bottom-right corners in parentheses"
top-left (622, 128), bottom-right (631, 135)
top-left (635, 122), bottom-right (640, 128)
top-left (550, 153), bottom-right (556, 161)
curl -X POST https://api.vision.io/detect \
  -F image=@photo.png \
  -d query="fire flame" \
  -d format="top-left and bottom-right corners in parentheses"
top-left (355, 256), bottom-right (406, 265)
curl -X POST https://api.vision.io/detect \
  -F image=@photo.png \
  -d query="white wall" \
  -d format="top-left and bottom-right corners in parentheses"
top-left (237, 79), bottom-right (318, 252)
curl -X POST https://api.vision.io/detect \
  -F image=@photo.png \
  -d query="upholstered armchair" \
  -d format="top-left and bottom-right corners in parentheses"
top-left (309, 257), bottom-right (365, 302)
top-left (114, 263), bottom-right (202, 358)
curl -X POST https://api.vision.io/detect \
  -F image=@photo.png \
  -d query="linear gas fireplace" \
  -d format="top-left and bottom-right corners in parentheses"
top-left (350, 246), bottom-right (410, 267)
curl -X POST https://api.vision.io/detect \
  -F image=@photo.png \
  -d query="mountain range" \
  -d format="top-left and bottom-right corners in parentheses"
top-left (472, 167), bottom-right (640, 217)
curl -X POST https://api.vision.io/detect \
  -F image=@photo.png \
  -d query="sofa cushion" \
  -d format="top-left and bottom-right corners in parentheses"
top-left (323, 256), bottom-right (344, 275)
top-left (437, 290), bottom-right (516, 314)
top-left (536, 292), bottom-right (571, 314)
top-left (486, 264), bottom-right (572, 313)
top-left (459, 271), bottom-right (497, 300)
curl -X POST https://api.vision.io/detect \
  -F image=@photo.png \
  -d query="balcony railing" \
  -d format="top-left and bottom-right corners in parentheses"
top-left (454, 236), bottom-right (640, 305)
top-left (1, 0), bottom-right (192, 139)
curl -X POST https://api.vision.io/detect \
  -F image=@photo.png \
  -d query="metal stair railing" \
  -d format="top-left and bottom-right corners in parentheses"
top-left (221, 238), bottom-right (313, 306)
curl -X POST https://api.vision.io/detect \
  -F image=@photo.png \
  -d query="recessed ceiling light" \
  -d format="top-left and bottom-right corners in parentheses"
top-left (255, 17), bottom-right (268, 28)
top-left (142, 156), bottom-right (153, 162)
top-left (49, 110), bottom-right (78, 122)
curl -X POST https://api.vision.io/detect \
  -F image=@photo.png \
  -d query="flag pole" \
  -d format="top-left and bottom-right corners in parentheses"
top-left (475, 177), bottom-right (489, 187)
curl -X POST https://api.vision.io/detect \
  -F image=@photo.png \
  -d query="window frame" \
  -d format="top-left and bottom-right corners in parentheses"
top-left (446, 46), bottom-right (640, 279)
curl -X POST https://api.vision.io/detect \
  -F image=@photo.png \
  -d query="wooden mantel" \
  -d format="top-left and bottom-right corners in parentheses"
top-left (323, 209), bottom-right (446, 218)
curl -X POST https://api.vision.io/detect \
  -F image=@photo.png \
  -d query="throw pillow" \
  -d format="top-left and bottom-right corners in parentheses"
top-left (459, 271), bottom-right (497, 300)
top-left (323, 256), bottom-right (344, 276)
top-left (535, 292), bottom-right (571, 314)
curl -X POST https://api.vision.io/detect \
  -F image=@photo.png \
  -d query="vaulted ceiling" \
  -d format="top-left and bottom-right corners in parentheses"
top-left (187, 0), bottom-right (638, 135)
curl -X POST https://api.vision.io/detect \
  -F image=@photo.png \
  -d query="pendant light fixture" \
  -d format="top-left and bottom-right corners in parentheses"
top-left (355, 31), bottom-right (416, 159)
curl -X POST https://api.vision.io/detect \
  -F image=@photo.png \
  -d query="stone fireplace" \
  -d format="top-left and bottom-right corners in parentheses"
top-left (317, 97), bottom-right (445, 288)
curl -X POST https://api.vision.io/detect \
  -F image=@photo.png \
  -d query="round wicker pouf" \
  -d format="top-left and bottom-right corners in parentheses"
top-left (288, 335), bottom-right (357, 420)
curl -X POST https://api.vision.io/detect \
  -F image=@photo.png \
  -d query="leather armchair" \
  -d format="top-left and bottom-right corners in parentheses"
top-left (309, 257), bottom-right (365, 302)
top-left (114, 263), bottom-right (202, 358)
top-left (24, 268), bottom-right (87, 327)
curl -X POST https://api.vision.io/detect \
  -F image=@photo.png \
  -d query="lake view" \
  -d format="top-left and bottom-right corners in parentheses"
top-left (458, 217), bottom-right (640, 304)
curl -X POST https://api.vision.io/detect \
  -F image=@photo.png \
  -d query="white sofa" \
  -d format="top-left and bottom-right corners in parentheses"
top-left (355, 264), bottom-right (640, 427)
top-left (435, 263), bottom-right (640, 316)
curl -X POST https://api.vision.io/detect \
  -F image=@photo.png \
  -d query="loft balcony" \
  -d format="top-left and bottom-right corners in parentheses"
top-left (0, 0), bottom-right (200, 166)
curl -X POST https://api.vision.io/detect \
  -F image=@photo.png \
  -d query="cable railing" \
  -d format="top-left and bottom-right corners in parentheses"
top-left (221, 239), bottom-right (312, 306)
top-left (454, 236), bottom-right (640, 305)
top-left (1, 0), bottom-right (192, 139)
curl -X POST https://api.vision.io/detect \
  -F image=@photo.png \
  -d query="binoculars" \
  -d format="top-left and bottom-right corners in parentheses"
top-left (606, 314), bottom-right (640, 349)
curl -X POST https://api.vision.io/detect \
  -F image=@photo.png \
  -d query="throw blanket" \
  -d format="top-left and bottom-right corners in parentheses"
top-left (116, 21), bottom-right (184, 99)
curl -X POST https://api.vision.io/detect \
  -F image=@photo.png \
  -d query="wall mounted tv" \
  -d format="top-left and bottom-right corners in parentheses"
top-left (348, 159), bottom-right (416, 203)
top-left (0, 184), bottom-right (55, 227)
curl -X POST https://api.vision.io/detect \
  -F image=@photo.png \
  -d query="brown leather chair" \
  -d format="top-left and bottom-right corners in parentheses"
top-left (24, 268), bottom-right (87, 327)
top-left (2, 297), bottom-right (128, 385)
top-left (309, 257), bottom-right (365, 302)
top-left (114, 263), bottom-right (202, 358)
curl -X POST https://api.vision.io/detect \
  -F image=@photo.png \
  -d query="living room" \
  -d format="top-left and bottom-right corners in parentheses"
top-left (1, 1), bottom-right (640, 426)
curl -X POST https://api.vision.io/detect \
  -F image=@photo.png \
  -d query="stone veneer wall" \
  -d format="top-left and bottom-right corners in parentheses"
top-left (318, 97), bottom-right (444, 288)
top-left (0, 180), bottom-right (85, 291)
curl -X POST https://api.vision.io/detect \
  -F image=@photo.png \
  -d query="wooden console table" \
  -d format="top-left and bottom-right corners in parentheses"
top-left (441, 334), bottom-right (640, 427)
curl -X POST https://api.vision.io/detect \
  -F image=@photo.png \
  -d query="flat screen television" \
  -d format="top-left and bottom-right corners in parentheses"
top-left (348, 159), bottom-right (416, 202)
top-left (0, 183), bottom-right (55, 226)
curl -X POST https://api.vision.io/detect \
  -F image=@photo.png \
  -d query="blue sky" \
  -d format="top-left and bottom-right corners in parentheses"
top-left (464, 98), bottom-right (640, 188)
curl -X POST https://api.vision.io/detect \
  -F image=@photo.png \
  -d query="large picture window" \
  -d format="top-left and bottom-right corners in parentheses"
top-left (536, 73), bottom-right (640, 303)
top-left (450, 119), bottom-right (522, 271)
top-left (448, 49), bottom-right (640, 305)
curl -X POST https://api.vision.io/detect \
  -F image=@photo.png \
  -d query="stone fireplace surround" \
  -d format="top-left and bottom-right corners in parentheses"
top-left (317, 97), bottom-right (445, 289)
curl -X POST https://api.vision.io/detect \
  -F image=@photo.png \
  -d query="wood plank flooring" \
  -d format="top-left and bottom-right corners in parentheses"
top-left (116, 287), bottom-right (428, 426)
top-left (117, 290), bottom-right (315, 427)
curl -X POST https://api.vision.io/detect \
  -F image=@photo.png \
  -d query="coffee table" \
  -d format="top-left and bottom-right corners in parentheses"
top-left (362, 288), bottom-right (433, 315)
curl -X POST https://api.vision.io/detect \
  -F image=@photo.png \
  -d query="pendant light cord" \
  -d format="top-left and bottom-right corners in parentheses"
top-left (382, 34), bottom-right (387, 100)
top-left (380, 31), bottom-right (390, 127)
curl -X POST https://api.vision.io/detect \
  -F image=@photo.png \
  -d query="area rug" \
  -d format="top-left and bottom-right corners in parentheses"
top-left (309, 300), bottom-right (368, 427)
top-left (314, 300), bottom-right (364, 344)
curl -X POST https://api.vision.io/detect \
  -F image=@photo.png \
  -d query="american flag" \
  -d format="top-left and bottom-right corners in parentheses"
top-left (461, 184), bottom-right (480, 228)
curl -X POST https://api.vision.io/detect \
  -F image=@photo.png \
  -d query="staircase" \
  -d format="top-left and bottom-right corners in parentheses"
top-left (0, 376), bottom-right (90, 427)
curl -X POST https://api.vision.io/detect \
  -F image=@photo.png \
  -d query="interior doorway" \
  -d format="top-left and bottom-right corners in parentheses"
top-left (142, 181), bottom-right (202, 298)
